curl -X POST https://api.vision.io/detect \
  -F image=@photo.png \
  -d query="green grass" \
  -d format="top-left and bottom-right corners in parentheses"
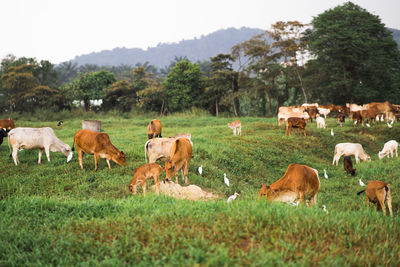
top-left (1, 115), bottom-right (399, 266)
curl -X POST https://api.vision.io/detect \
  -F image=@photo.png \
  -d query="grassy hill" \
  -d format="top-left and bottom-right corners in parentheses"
top-left (1, 114), bottom-right (399, 265)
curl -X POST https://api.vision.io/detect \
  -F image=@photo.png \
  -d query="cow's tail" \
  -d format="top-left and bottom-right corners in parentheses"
top-left (144, 140), bottom-right (151, 162)
top-left (357, 189), bottom-right (366, 195)
top-left (71, 136), bottom-right (75, 152)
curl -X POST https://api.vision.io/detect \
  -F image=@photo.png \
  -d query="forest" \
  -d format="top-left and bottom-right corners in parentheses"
top-left (1, 2), bottom-right (400, 117)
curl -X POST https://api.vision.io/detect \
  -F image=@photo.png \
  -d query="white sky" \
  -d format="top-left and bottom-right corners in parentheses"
top-left (2, 0), bottom-right (399, 64)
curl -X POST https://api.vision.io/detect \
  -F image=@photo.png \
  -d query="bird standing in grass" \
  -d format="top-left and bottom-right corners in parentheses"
top-left (224, 173), bottom-right (229, 187)
top-left (227, 192), bottom-right (239, 203)
top-left (57, 121), bottom-right (63, 128)
top-left (322, 205), bottom-right (329, 214)
top-left (387, 123), bottom-right (392, 128)
top-left (366, 123), bottom-right (371, 127)
top-left (331, 129), bottom-right (334, 136)
top-left (323, 169), bottom-right (328, 179)
top-left (198, 165), bottom-right (203, 175)
top-left (359, 179), bottom-right (365, 187)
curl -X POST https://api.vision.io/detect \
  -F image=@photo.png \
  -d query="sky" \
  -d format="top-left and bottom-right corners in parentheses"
top-left (2, 0), bottom-right (400, 64)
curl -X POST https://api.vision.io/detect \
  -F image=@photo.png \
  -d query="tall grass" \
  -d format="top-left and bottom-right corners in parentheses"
top-left (0, 115), bottom-right (399, 265)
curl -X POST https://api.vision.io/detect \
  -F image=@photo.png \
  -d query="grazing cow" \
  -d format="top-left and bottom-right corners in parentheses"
top-left (285, 117), bottom-right (306, 136)
top-left (357, 181), bottom-right (392, 216)
top-left (278, 106), bottom-right (310, 125)
top-left (228, 120), bottom-right (241, 136)
top-left (316, 115), bottom-right (326, 129)
top-left (0, 128), bottom-right (7, 145)
top-left (8, 127), bottom-right (73, 166)
top-left (257, 164), bottom-right (320, 206)
top-left (350, 111), bottom-right (362, 127)
top-left (332, 143), bottom-right (371, 165)
top-left (304, 107), bottom-right (319, 122)
top-left (343, 156), bottom-right (356, 176)
top-left (72, 129), bottom-right (126, 170)
top-left (0, 118), bottom-right (15, 131)
top-left (378, 140), bottom-right (398, 159)
top-left (147, 119), bottom-right (162, 139)
top-left (165, 138), bottom-right (193, 184)
top-left (128, 163), bottom-right (164, 196)
top-left (360, 108), bottom-right (378, 125)
top-left (145, 136), bottom-right (193, 163)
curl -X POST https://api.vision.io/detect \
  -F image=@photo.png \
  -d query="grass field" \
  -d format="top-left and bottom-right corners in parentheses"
top-left (1, 114), bottom-right (399, 266)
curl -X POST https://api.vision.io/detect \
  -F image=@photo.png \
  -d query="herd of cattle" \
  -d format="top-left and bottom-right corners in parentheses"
top-left (0, 101), bottom-right (396, 217)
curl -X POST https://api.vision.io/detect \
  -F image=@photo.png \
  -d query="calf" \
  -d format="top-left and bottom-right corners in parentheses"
top-left (8, 127), bottom-right (73, 165)
top-left (147, 119), bottom-right (162, 139)
top-left (332, 143), bottom-right (371, 165)
top-left (357, 181), bottom-right (392, 216)
top-left (378, 140), bottom-right (398, 159)
top-left (128, 163), bottom-right (163, 196)
top-left (285, 117), bottom-right (306, 136)
top-left (72, 129), bottom-right (126, 170)
top-left (343, 156), bottom-right (356, 176)
top-left (316, 115), bottom-right (326, 129)
top-left (228, 120), bottom-right (241, 136)
top-left (165, 138), bottom-right (193, 184)
top-left (0, 118), bottom-right (15, 130)
top-left (258, 164), bottom-right (320, 206)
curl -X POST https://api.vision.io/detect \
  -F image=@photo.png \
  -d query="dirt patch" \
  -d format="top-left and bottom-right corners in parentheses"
top-left (150, 181), bottom-right (220, 201)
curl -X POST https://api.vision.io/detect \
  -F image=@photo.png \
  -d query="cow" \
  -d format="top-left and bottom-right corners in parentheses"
top-left (145, 136), bottom-right (193, 163)
top-left (72, 129), bottom-right (126, 171)
top-left (228, 120), bottom-right (241, 136)
top-left (378, 140), bottom-right (398, 159)
top-left (316, 115), bottom-right (326, 129)
top-left (336, 113), bottom-right (346, 127)
top-left (0, 118), bottom-right (15, 131)
top-left (0, 128), bottom-right (7, 145)
top-left (147, 119), bottom-right (162, 139)
top-left (304, 107), bottom-right (319, 122)
top-left (169, 133), bottom-right (192, 144)
top-left (285, 117), bottom-right (306, 136)
top-left (257, 164), bottom-right (320, 206)
top-left (128, 163), bottom-right (164, 196)
top-left (343, 156), bottom-right (356, 176)
top-left (332, 143), bottom-right (371, 165)
top-left (357, 181), bottom-right (392, 216)
top-left (164, 138), bottom-right (193, 184)
top-left (8, 127), bottom-right (73, 166)
top-left (360, 108), bottom-right (378, 126)
top-left (278, 106), bottom-right (309, 125)
top-left (350, 111), bottom-right (362, 127)
top-left (365, 101), bottom-right (393, 121)
top-left (317, 106), bottom-right (331, 118)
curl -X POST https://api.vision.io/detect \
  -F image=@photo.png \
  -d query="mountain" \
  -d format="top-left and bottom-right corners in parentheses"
top-left (70, 27), bottom-right (264, 68)
top-left (389, 28), bottom-right (400, 47)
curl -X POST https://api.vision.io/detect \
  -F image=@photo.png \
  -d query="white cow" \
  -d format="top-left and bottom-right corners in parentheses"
top-left (378, 140), bottom-right (398, 159)
top-left (8, 127), bottom-right (73, 165)
top-left (316, 115), bottom-right (326, 129)
top-left (317, 107), bottom-right (331, 118)
top-left (332, 143), bottom-right (371, 165)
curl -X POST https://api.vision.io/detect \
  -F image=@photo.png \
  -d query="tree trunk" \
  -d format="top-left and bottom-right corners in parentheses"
top-left (232, 73), bottom-right (240, 117)
top-left (296, 68), bottom-right (307, 103)
top-left (215, 99), bottom-right (219, 117)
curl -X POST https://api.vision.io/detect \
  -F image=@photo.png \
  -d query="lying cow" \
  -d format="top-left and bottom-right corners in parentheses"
top-left (343, 156), bottom-right (356, 176)
top-left (285, 117), bottom-right (306, 136)
top-left (378, 140), bottom-right (398, 159)
top-left (72, 129), bottom-right (126, 171)
top-left (165, 137), bottom-right (193, 184)
top-left (257, 164), bottom-right (320, 206)
top-left (357, 180), bottom-right (392, 216)
top-left (147, 119), bottom-right (162, 139)
top-left (332, 143), bottom-right (371, 165)
top-left (8, 127), bottom-right (73, 166)
top-left (0, 118), bottom-right (15, 130)
top-left (128, 163), bottom-right (164, 196)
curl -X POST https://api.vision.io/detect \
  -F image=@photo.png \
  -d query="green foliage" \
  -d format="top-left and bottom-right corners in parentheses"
top-left (162, 59), bottom-right (206, 112)
top-left (0, 115), bottom-right (400, 265)
top-left (304, 2), bottom-right (400, 104)
top-left (103, 81), bottom-right (136, 112)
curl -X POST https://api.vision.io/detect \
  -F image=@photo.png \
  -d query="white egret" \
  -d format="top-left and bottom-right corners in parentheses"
top-left (323, 169), bottom-right (328, 179)
top-left (366, 123), bottom-right (371, 127)
top-left (331, 129), bottom-right (334, 136)
top-left (387, 123), bottom-right (392, 128)
top-left (227, 192), bottom-right (239, 203)
top-left (359, 179), bottom-right (366, 187)
top-left (224, 173), bottom-right (230, 187)
top-left (322, 205), bottom-right (329, 214)
top-left (198, 165), bottom-right (203, 175)
top-left (287, 200), bottom-right (299, 206)
top-left (390, 119), bottom-right (394, 125)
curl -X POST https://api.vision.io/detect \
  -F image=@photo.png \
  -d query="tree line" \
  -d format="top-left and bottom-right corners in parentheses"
top-left (1, 2), bottom-right (399, 116)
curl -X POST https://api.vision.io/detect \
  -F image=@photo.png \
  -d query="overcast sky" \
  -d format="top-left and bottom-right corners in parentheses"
top-left (2, 0), bottom-right (399, 64)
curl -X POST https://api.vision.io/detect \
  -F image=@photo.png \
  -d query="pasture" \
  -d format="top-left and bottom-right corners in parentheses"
top-left (1, 114), bottom-right (399, 266)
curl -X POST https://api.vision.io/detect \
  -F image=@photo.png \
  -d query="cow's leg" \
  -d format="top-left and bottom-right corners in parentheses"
top-left (94, 153), bottom-right (98, 171)
top-left (299, 192), bottom-right (305, 205)
top-left (106, 159), bottom-right (111, 169)
top-left (355, 155), bottom-right (360, 164)
top-left (12, 147), bottom-right (19, 166)
top-left (332, 154), bottom-right (341, 166)
top-left (44, 146), bottom-right (50, 162)
top-left (142, 181), bottom-right (146, 196)
top-left (183, 163), bottom-right (189, 184)
top-left (377, 194), bottom-right (387, 216)
top-left (285, 125), bottom-right (288, 136)
top-left (154, 176), bottom-right (160, 195)
top-left (233, 128), bottom-right (236, 136)
top-left (175, 173), bottom-right (178, 184)
top-left (309, 193), bottom-right (317, 207)
top-left (396, 147), bottom-right (398, 157)
top-left (239, 127), bottom-right (242, 136)
top-left (78, 149), bottom-right (84, 170)
top-left (386, 189), bottom-right (393, 217)
top-left (38, 149), bottom-right (43, 164)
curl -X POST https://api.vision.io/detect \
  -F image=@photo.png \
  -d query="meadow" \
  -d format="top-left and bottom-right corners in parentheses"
top-left (1, 113), bottom-right (399, 266)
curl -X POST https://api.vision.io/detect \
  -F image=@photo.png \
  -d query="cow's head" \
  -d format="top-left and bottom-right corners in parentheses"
top-left (361, 153), bottom-right (371, 162)
top-left (128, 182), bottom-right (139, 195)
top-left (113, 151), bottom-right (126, 166)
top-left (378, 151), bottom-right (386, 160)
top-left (61, 144), bottom-right (73, 162)
top-left (350, 168), bottom-right (356, 176)
top-left (257, 184), bottom-right (269, 200)
top-left (164, 160), bottom-right (176, 181)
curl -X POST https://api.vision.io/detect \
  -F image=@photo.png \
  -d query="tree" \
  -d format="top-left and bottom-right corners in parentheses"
top-left (103, 81), bottom-right (136, 112)
top-left (162, 59), bottom-right (206, 112)
top-left (303, 2), bottom-right (400, 104)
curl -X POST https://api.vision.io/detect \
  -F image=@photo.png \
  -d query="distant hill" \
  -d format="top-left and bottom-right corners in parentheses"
top-left (70, 27), bottom-right (264, 68)
top-left (70, 27), bottom-right (400, 68)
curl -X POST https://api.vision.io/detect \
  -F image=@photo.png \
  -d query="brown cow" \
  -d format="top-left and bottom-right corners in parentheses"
top-left (164, 137), bottom-right (192, 184)
top-left (304, 107), bottom-right (319, 122)
top-left (147, 119), bottom-right (162, 139)
top-left (350, 111), bottom-right (362, 127)
top-left (366, 101), bottom-right (393, 121)
top-left (360, 108), bottom-right (378, 125)
top-left (343, 156), bottom-right (356, 176)
top-left (128, 163), bottom-right (163, 196)
top-left (285, 117), bottom-right (306, 136)
top-left (0, 118), bottom-right (15, 130)
top-left (357, 181), bottom-right (393, 216)
top-left (258, 164), bottom-right (320, 206)
top-left (72, 129), bottom-right (126, 171)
